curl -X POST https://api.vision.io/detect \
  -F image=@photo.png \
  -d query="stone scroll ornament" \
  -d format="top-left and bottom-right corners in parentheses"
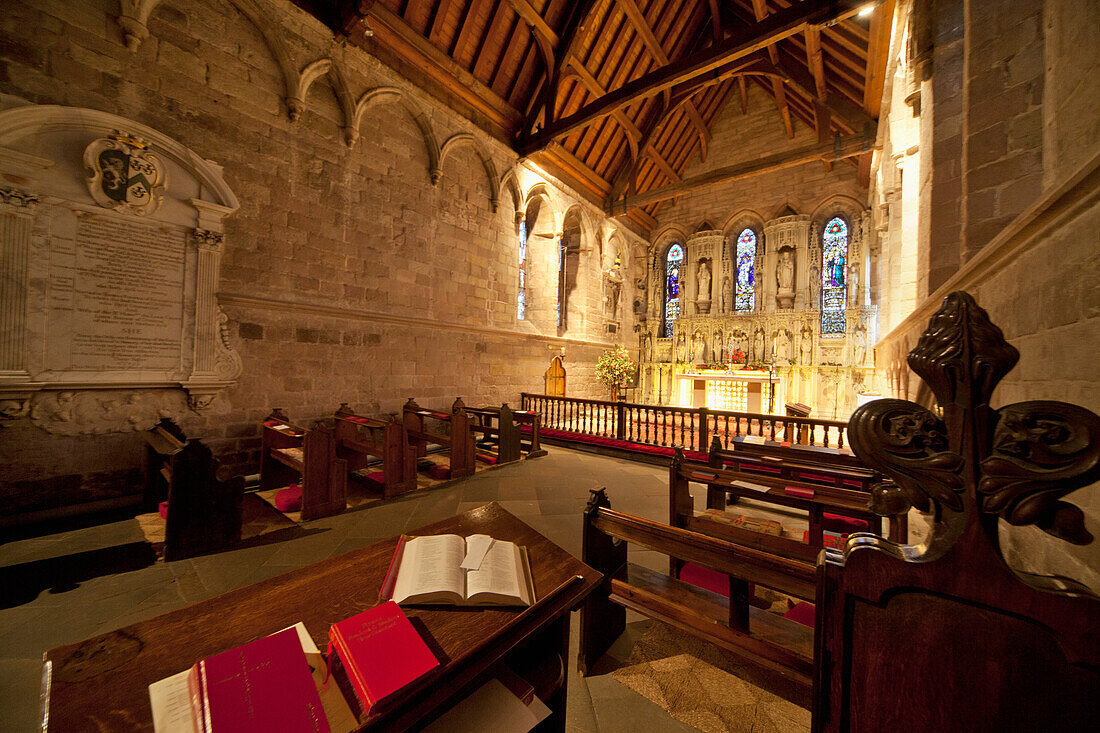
top-left (848, 292), bottom-right (1099, 559)
top-left (84, 132), bottom-right (166, 215)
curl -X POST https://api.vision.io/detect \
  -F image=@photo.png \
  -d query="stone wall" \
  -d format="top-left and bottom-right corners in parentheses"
top-left (871, 0), bottom-right (1100, 592)
top-left (655, 84), bottom-right (867, 229)
top-left (0, 0), bottom-right (644, 522)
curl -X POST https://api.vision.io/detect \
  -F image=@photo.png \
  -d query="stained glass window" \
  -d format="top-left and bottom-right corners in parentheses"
top-left (735, 228), bottom-right (756, 313)
top-left (662, 243), bottom-right (684, 338)
top-left (517, 220), bottom-right (527, 320)
top-left (821, 216), bottom-right (848, 336)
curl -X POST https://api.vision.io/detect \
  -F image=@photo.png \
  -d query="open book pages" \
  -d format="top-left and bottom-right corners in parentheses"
top-left (391, 534), bottom-right (534, 607)
top-left (149, 623), bottom-right (356, 733)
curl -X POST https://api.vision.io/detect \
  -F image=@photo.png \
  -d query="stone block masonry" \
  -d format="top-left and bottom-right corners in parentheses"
top-left (0, 0), bottom-right (644, 521)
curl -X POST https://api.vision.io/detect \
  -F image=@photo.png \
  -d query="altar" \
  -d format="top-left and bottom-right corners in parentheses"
top-left (673, 368), bottom-right (782, 413)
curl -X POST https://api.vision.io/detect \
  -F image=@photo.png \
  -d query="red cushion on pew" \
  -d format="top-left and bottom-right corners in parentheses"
top-left (351, 470), bottom-right (386, 488)
top-left (347, 416), bottom-right (370, 424)
top-left (783, 601), bottom-right (816, 628)
top-left (426, 464), bottom-right (450, 480)
top-left (822, 513), bottom-right (869, 533)
top-left (158, 501), bottom-right (169, 520)
top-left (275, 483), bottom-right (302, 512)
top-left (476, 453), bottom-right (498, 464)
top-left (803, 530), bottom-right (848, 550)
top-left (679, 563), bottom-right (730, 597)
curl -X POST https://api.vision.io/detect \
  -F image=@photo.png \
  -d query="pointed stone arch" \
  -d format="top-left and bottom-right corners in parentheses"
top-left (499, 168), bottom-right (522, 219)
top-left (439, 132), bottom-right (500, 212)
top-left (352, 87), bottom-right (441, 185)
top-left (119, 0), bottom-right (302, 121)
top-left (292, 59), bottom-right (359, 146)
top-left (290, 59), bottom-right (356, 145)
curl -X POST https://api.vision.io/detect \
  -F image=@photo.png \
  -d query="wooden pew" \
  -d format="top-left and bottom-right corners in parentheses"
top-left (716, 436), bottom-right (878, 491)
top-left (712, 437), bottom-right (909, 542)
top-left (259, 409), bottom-right (347, 520)
top-left (729, 435), bottom-right (869, 472)
top-left (672, 448), bottom-right (906, 547)
top-left (465, 403), bottom-right (523, 465)
top-left (333, 403), bottom-right (416, 498)
top-left (143, 419), bottom-right (244, 561)
top-left (513, 408), bottom-right (547, 458)
top-left (402, 397), bottom-right (476, 479)
top-left (581, 487), bottom-right (816, 707)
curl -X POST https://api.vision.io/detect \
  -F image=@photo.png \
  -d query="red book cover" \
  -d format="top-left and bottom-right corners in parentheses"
top-left (188, 627), bottom-right (329, 733)
top-left (328, 601), bottom-right (439, 716)
top-left (784, 485), bottom-right (816, 498)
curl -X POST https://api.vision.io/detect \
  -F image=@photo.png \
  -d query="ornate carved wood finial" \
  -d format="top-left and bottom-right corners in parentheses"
top-left (848, 291), bottom-right (1098, 568)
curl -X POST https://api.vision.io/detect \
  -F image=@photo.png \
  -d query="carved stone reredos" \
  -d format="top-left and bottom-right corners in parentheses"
top-left (848, 291), bottom-right (1099, 561)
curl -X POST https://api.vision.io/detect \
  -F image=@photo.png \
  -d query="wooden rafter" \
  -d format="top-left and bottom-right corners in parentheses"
top-left (509, 0), bottom-right (680, 185)
top-left (368, 4), bottom-right (521, 139)
top-left (707, 0), bottom-right (722, 41)
top-left (750, 0), bottom-right (794, 138)
top-left (615, 0), bottom-right (710, 160)
top-left (502, 0), bottom-right (559, 46)
top-left (608, 133), bottom-right (873, 212)
top-left (517, 0), bottom-right (866, 154)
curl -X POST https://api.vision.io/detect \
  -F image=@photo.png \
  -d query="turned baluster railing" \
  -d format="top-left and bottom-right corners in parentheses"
top-left (520, 393), bottom-right (849, 451)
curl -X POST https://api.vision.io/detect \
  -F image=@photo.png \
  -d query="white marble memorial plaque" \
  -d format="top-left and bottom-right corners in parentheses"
top-left (47, 213), bottom-right (185, 372)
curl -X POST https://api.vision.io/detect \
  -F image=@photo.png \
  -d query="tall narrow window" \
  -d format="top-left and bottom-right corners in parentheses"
top-left (821, 216), bottom-right (848, 335)
top-left (517, 220), bottom-right (527, 320)
top-left (734, 228), bottom-right (756, 313)
top-left (662, 243), bottom-right (684, 337)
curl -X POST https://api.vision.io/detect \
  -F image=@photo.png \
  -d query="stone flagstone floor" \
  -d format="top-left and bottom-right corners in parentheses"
top-left (0, 446), bottom-right (813, 732)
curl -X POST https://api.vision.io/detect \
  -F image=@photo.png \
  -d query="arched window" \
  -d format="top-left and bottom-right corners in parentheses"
top-left (734, 228), bottom-right (756, 313)
top-left (821, 216), bottom-right (848, 335)
top-left (517, 219), bottom-right (527, 320)
top-left (662, 243), bottom-right (684, 338)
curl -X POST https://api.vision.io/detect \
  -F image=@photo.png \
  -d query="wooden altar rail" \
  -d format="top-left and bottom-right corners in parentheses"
top-left (520, 393), bottom-right (849, 452)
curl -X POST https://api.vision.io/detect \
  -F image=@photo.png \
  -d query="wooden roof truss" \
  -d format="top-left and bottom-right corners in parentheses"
top-left (302, 0), bottom-right (892, 232)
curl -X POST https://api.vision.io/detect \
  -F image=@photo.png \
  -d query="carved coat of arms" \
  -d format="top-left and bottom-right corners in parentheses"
top-left (84, 132), bottom-right (166, 215)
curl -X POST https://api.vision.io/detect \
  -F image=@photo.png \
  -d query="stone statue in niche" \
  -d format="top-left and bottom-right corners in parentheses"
top-left (848, 262), bottom-right (861, 307)
top-left (853, 327), bottom-right (867, 366)
top-left (692, 330), bottom-right (706, 363)
top-left (800, 328), bottom-right (813, 366)
top-left (696, 260), bottom-right (711, 314)
top-left (753, 328), bottom-right (765, 363)
top-left (676, 332), bottom-right (687, 362)
top-left (775, 329), bottom-right (793, 365)
top-left (776, 247), bottom-right (796, 309)
top-left (809, 265), bottom-right (821, 309)
top-left (633, 277), bottom-right (647, 317)
top-left (721, 275), bottom-right (731, 313)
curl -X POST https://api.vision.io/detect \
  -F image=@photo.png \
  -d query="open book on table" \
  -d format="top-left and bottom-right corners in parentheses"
top-left (382, 534), bottom-right (535, 607)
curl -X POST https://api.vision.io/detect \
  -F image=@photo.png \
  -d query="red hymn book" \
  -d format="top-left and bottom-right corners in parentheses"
top-left (328, 600), bottom-right (440, 715)
top-left (188, 626), bottom-right (329, 733)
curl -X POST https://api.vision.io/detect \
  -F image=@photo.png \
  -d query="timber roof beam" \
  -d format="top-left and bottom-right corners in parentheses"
top-left (517, 0), bottom-right (867, 155)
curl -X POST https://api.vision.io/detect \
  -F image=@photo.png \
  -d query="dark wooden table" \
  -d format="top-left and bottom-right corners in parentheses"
top-left (41, 502), bottom-right (602, 732)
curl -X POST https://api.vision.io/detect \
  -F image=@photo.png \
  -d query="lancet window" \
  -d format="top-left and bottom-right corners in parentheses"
top-left (820, 216), bottom-right (848, 335)
top-left (734, 228), bottom-right (756, 313)
top-left (517, 220), bottom-right (527, 320)
top-left (662, 243), bottom-right (684, 338)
